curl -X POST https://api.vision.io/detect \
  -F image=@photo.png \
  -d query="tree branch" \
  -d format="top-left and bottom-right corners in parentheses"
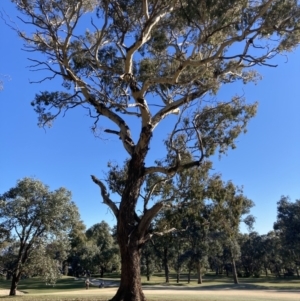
top-left (143, 178), bottom-right (169, 212)
top-left (143, 227), bottom-right (177, 242)
top-left (88, 98), bottom-right (135, 155)
top-left (142, 0), bottom-right (149, 20)
top-left (91, 175), bottom-right (119, 218)
top-left (151, 90), bottom-right (206, 130)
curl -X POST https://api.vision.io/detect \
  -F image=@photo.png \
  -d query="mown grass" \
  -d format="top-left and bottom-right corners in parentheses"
top-left (141, 271), bottom-right (300, 290)
top-left (0, 273), bottom-right (299, 301)
top-left (0, 292), bottom-right (298, 301)
top-left (0, 277), bottom-right (91, 294)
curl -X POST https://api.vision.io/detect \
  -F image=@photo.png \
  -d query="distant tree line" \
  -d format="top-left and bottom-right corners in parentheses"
top-left (1, 178), bottom-right (299, 296)
top-left (140, 195), bottom-right (300, 283)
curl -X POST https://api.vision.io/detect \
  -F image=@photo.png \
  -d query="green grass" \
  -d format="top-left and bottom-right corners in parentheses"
top-left (0, 273), bottom-right (299, 301)
top-left (0, 277), bottom-right (94, 294)
top-left (140, 271), bottom-right (300, 290)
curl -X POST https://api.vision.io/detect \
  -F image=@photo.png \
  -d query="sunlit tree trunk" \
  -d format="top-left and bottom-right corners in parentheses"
top-left (231, 258), bottom-right (239, 284)
top-left (197, 261), bottom-right (202, 284)
top-left (187, 262), bottom-right (192, 283)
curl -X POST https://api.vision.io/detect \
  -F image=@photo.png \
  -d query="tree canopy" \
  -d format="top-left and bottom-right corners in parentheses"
top-left (0, 177), bottom-right (80, 295)
top-left (274, 196), bottom-right (300, 275)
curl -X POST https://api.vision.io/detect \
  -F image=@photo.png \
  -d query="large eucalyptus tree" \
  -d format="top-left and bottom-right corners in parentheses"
top-left (7, 0), bottom-right (300, 300)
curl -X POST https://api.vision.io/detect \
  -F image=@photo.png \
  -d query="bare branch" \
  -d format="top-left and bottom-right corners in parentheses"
top-left (152, 90), bottom-right (206, 130)
top-left (91, 175), bottom-right (119, 218)
top-left (144, 158), bottom-right (203, 177)
top-left (143, 227), bottom-right (177, 242)
top-left (142, 0), bottom-right (149, 21)
top-left (124, 6), bottom-right (174, 74)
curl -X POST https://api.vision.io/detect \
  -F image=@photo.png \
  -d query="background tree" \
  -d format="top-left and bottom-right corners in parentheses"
top-left (66, 219), bottom-right (87, 276)
top-left (23, 236), bottom-right (70, 285)
top-left (7, 0), bottom-right (300, 300)
top-left (0, 177), bottom-right (80, 296)
top-left (153, 163), bottom-right (214, 284)
top-left (0, 240), bottom-right (19, 281)
top-left (206, 176), bottom-right (255, 284)
top-left (86, 221), bottom-right (120, 277)
top-left (239, 232), bottom-right (264, 277)
top-left (263, 231), bottom-right (284, 277)
top-left (140, 240), bottom-right (156, 281)
top-left (274, 196), bottom-right (300, 277)
top-left (148, 226), bottom-right (177, 283)
top-left (151, 159), bottom-right (254, 284)
top-left (77, 240), bottom-right (101, 274)
top-left (258, 233), bottom-right (276, 277)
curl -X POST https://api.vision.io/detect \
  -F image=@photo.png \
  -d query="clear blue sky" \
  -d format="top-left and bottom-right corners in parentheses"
top-left (1, 2), bottom-right (299, 234)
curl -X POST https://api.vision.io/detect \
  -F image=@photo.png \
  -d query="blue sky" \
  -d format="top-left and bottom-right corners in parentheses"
top-left (1, 2), bottom-right (299, 234)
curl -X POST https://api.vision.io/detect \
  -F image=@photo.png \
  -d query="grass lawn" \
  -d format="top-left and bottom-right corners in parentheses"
top-left (0, 273), bottom-right (299, 301)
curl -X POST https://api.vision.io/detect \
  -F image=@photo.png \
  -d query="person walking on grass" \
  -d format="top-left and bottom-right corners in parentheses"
top-left (85, 278), bottom-right (90, 290)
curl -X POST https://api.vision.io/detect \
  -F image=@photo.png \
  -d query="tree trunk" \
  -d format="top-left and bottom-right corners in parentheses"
top-left (164, 263), bottom-right (169, 283)
top-left (215, 266), bottom-right (219, 275)
top-left (187, 265), bottom-right (192, 284)
top-left (107, 126), bottom-right (154, 301)
top-left (231, 258), bottom-right (239, 285)
top-left (10, 273), bottom-right (21, 296)
top-left (264, 266), bottom-right (268, 277)
top-left (6, 271), bottom-right (12, 280)
top-left (110, 162), bottom-right (148, 301)
top-left (225, 266), bottom-right (229, 277)
top-left (63, 261), bottom-right (69, 275)
top-left (110, 240), bottom-right (145, 301)
top-left (275, 265), bottom-right (281, 277)
top-left (146, 256), bottom-right (150, 281)
top-left (163, 247), bottom-right (169, 283)
top-left (197, 261), bottom-right (202, 284)
top-left (295, 267), bottom-right (299, 278)
top-left (100, 266), bottom-right (104, 278)
top-left (176, 269), bottom-right (180, 283)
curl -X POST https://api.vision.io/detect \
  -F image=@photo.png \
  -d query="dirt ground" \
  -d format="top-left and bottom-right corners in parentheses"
top-left (0, 287), bottom-right (300, 300)
top-left (0, 289), bottom-right (24, 295)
